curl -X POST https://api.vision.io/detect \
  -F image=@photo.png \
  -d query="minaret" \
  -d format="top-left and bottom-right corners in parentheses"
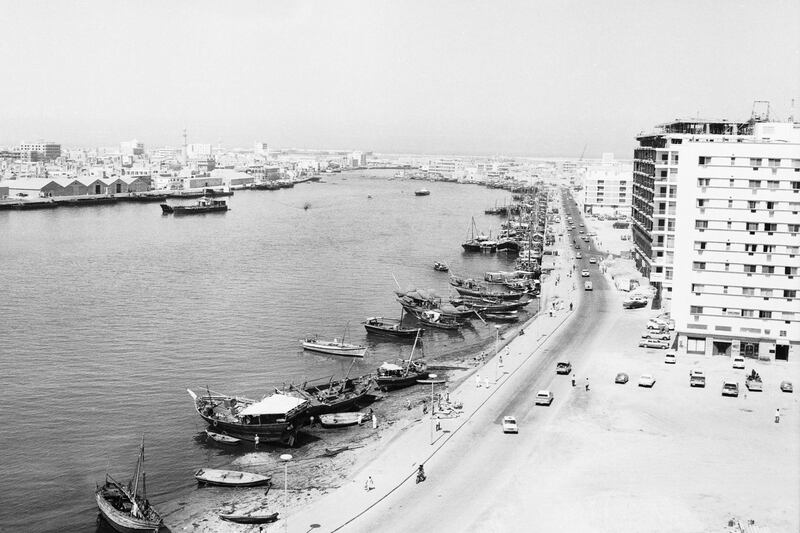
top-left (182, 127), bottom-right (188, 165)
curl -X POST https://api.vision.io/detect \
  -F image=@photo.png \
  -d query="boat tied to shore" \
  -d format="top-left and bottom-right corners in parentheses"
top-left (286, 361), bottom-right (375, 416)
top-left (375, 331), bottom-right (429, 391)
top-left (301, 323), bottom-right (367, 357)
top-left (418, 310), bottom-right (463, 330)
top-left (95, 437), bottom-right (164, 533)
top-left (187, 389), bottom-right (309, 446)
top-left (449, 275), bottom-right (528, 300)
top-left (160, 196), bottom-right (229, 215)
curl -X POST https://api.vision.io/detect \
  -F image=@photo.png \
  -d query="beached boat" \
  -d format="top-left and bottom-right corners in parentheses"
top-left (219, 511), bottom-right (279, 524)
top-left (375, 332), bottom-right (429, 391)
top-left (160, 196), bottom-right (228, 215)
top-left (205, 429), bottom-right (241, 445)
top-left (418, 310), bottom-right (462, 330)
top-left (484, 311), bottom-right (520, 322)
top-left (414, 189), bottom-right (430, 196)
top-left (195, 468), bottom-right (272, 487)
top-left (95, 437), bottom-right (164, 533)
top-left (433, 261), bottom-right (449, 272)
top-left (187, 389), bottom-right (309, 446)
top-left (450, 275), bottom-right (526, 300)
top-left (318, 412), bottom-right (365, 428)
top-left (363, 316), bottom-right (423, 338)
top-left (288, 364), bottom-right (375, 416)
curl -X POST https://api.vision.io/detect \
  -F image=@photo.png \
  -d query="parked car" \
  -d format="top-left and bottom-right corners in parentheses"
top-left (581, 269), bottom-right (590, 277)
top-left (721, 381), bottom-right (739, 397)
top-left (556, 361), bottom-right (572, 375)
top-left (780, 380), bottom-right (793, 393)
top-left (689, 369), bottom-right (706, 388)
top-left (638, 374), bottom-right (656, 388)
top-left (732, 356), bottom-right (745, 369)
top-left (589, 257), bottom-right (597, 264)
top-left (641, 332), bottom-right (670, 340)
top-left (502, 416), bottom-right (519, 434)
top-left (615, 372), bottom-right (629, 384)
top-left (576, 252), bottom-right (582, 259)
top-left (639, 339), bottom-right (669, 349)
top-left (535, 390), bottom-right (554, 406)
top-left (664, 352), bottom-right (676, 364)
top-left (584, 281), bottom-right (593, 291)
top-left (623, 298), bottom-right (648, 309)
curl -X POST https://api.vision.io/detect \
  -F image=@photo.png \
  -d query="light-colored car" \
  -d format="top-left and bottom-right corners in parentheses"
top-left (642, 332), bottom-right (670, 340)
top-left (732, 356), bottom-right (745, 369)
top-left (584, 281), bottom-right (593, 291)
top-left (556, 361), bottom-right (572, 375)
top-left (638, 339), bottom-right (669, 349)
top-left (664, 352), bottom-right (676, 364)
top-left (615, 372), bottom-right (629, 384)
top-left (721, 381), bottom-right (739, 397)
top-left (589, 257), bottom-right (597, 264)
top-left (576, 252), bottom-right (583, 259)
top-left (780, 380), bottom-right (793, 393)
top-left (690, 369), bottom-right (706, 388)
top-left (581, 269), bottom-right (590, 277)
top-left (535, 390), bottom-right (554, 406)
top-left (638, 374), bottom-right (656, 388)
top-left (502, 416), bottom-right (518, 433)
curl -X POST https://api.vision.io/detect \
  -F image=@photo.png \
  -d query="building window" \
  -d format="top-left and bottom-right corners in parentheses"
top-left (763, 223), bottom-right (777, 233)
top-left (748, 200), bottom-right (757, 209)
top-left (744, 244), bottom-right (757, 253)
top-left (750, 158), bottom-right (762, 168)
top-left (728, 199), bottom-right (734, 208)
top-left (762, 245), bottom-right (775, 253)
top-left (690, 306), bottom-right (703, 314)
top-left (741, 309), bottom-right (755, 317)
top-left (695, 220), bottom-right (708, 229)
top-left (699, 156), bottom-right (710, 165)
top-left (759, 310), bottom-right (773, 319)
top-left (762, 265), bottom-right (774, 274)
top-left (697, 178), bottom-right (710, 187)
top-left (767, 180), bottom-right (779, 189)
top-left (693, 262), bottom-right (706, 270)
top-left (761, 288), bottom-right (773, 297)
top-left (726, 221), bottom-right (732, 229)
top-left (697, 199), bottom-right (706, 207)
top-left (788, 224), bottom-right (799, 233)
top-left (748, 180), bottom-right (761, 188)
top-left (786, 266), bottom-right (798, 276)
top-left (723, 286), bottom-right (729, 294)
top-left (744, 264), bottom-right (757, 273)
top-left (692, 284), bottom-right (704, 293)
top-left (792, 181), bottom-right (800, 190)
top-left (742, 287), bottom-right (755, 295)
top-left (766, 201), bottom-right (775, 210)
top-left (695, 241), bottom-right (707, 250)
top-left (769, 158), bottom-right (780, 168)
top-left (785, 290), bottom-right (798, 299)
top-left (746, 222), bottom-right (758, 232)
top-left (686, 337), bottom-right (706, 354)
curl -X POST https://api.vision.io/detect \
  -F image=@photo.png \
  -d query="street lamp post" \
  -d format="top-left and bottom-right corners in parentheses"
top-left (429, 373), bottom-right (437, 444)
top-left (280, 453), bottom-right (292, 533)
top-left (494, 325), bottom-right (501, 382)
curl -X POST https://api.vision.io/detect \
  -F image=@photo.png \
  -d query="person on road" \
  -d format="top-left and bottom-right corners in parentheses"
top-left (571, 374), bottom-right (576, 387)
top-left (475, 373), bottom-right (481, 388)
top-left (416, 464), bottom-right (426, 483)
top-left (365, 476), bottom-right (374, 491)
top-left (585, 377), bottom-right (590, 391)
top-left (775, 408), bottom-right (781, 424)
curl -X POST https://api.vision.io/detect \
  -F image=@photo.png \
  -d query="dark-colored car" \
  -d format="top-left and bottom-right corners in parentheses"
top-left (556, 361), bottom-right (572, 375)
top-left (780, 381), bottom-right (793, 393)
top-left (615, 372), bottom-right (629, 384)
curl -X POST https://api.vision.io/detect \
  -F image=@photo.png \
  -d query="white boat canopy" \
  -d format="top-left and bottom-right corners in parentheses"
top-left (239, 394), bottom-right (308, 416)
top-left (379, 362), bottom-right (403, 371)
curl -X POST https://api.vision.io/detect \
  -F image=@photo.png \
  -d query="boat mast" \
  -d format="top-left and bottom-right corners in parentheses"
top-left (405, 330), bottom-right (421, 373)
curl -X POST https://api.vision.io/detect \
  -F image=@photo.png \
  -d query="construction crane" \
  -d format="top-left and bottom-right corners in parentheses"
top-left (579, 143), bottom-right (587, 161)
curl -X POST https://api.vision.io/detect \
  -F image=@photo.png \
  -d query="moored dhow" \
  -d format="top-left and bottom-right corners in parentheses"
top-left (187, 389), bottom-right (309, 446)
top-left (363, 316), bottom-right (423, 338)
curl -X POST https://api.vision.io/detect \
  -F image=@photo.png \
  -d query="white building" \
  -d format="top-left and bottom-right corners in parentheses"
top-left (633, 118), bottom-right (800, 362)
top-left (17, 141), bottom-right (61, 161)
top-left (582, 153), bottom-right (632, 214)
top-left (120, 139), bottom-right (144, 156)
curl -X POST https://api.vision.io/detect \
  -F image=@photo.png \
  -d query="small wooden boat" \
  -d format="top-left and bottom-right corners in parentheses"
top-left (195, 468), bottom-right (272, 487)
top-left (484, 311), bottom-right (519, 322)
top-left (205, 429), bottom-right (241, 445)
top-left (301, 336), bottom-right (367, 357)
top-left (160, 196), bottom-right (229, 215)
top-left (417, 378), bottom-right (446, 384)
top-left (322, 446), bottom-right (350, 457)
top-left (375, 332), bottom-right (429, 391)
top-left (219, 511), bottom-right (279, 524)
top-left (363, 314), bottom-right (423, 338)
top-left (418, 310), bottom-right (462, 330)
top-left (433, 261), bottom-right (449, 272)
top-left (96, 437), bottom-right (164, 533)
top-left (414, 189), bottom-right (430, 196)
top-left (318, 412), bottom-right (365, 428)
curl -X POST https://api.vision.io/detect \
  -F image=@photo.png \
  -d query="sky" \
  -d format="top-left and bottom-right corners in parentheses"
top-left (1, 0), bottom-right (798, 157)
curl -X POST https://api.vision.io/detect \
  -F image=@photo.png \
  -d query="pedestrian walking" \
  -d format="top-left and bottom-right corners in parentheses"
top-left (254, 434), bottom-right (259, 448)
top-left (405, 399), bottom-right (412, 410)
top-left (775, 408), bottom-right (781, 424)
top-left (585, 377), bottom-right (590, 391)
top-left (372, 413), bottom-right (378, 429)
top-left (498, 355), bottom-right (503, 367)
top-left (365, 476), bottom-right (374, 491)
top-left (504, 347), bottom-right (510, 359)
top-left (571, 374), bottom-right (576, 387)
top-left (476, 373), bottom-right (481, 388)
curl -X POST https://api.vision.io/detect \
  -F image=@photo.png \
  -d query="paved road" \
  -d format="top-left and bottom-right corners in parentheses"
top-left (345, 191), bottom-right (618, 532)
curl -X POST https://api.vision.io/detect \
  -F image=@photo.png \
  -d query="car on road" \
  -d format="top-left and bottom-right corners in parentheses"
top-left (780, 380), bottom-right (793, 393)
top-left (535, 390), bottom-right (554, 406)
top-left (638, 339), bottom-right (669, 349)
top-left (732, 356), bottom-right (745, 369)
top-left (664, 352), bottom-right (676, 364)
top-left (502, 416), bottom-right (519, 433)
top-left (721, 381), bottom-right (739, 397)
top-left (638, 374), bottom-right (656, 388)
top-left (556, 361), bottom-right (572, 375)
top-left (689, 369), bottom-right (706, 388)
top-left (576, 252), bottom-right (582, 259)
top-left (641, 332), bottom-right (670, 340)
top-left (579, 223), bottom-right (584, 227)
top-left (589, 257), bottom-right (597, 264)
top-left (582, 236), bottom-right (590, 242)
top-left (615, 372), bottom-right (629, 384)
top-left (623, 298), bottom-right (648, 309)
top-left (579, 230), bottom-right (585, 234)
top-left (584, 281), bottom-right (593, 290)
top-left (581, 269), bottom-right (590, 277)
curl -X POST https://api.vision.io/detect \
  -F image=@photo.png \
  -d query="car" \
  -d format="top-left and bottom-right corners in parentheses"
top-left (582, 236), bottom-right (590, 242)
top-left (535, 390), bottom-right (554, 406)
top-left (556, 361), bottom-right (572, 375)
top-left (689, 369), bottom-right (706, 388)
top-left (639, 339), bottom-right (669, 349)
top-left (638, 374), bottom-right (656, 388)
top-left (576, 252), bottom-right (583, 259)
top-left (623, 298), bottom-right (648, 309)
top-left (664, 352), bottom-right (676, 364)
top-left (732, 356), bottom-right (745, 369)
top-left (615, 372), bottom-right (629, 384)
top-left (584, 281), bottom-right (593, 290)
top-left (780, 380), bottom-right (793, 393)
top-left (641, 332), bottom-right (670, 340)
top-left (581, 269), bottom-right (590, 277)
top-left (579, 223), bottom-right (584, 227)
top-left (579, 230), bottom-right (585, 234)
top-left (502, 416), bottom-right (519, 433)
top-left (721, 381), bottom-right (739, 397)
top-left (588, 257), bottom-right (597, 264)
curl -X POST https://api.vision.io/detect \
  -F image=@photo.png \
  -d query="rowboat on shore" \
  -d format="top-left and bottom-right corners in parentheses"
top-left (95, 437), bottom-right (164, 533)
top-left (318, 412), bottom-right (365, 428)
top-left (205, 429), bottom-right (241, 445)
top-left (195, 468), bottom-right (272, 487)
top-left (219, 511), bottom-right (279, 524)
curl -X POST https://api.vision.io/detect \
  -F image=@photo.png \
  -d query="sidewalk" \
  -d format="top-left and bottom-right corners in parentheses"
top-left (286, 201), bottom-right (582, 532)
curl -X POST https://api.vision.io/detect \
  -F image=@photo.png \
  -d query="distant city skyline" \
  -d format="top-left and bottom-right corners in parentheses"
top-left (1, 1), bottom-right (798, 158)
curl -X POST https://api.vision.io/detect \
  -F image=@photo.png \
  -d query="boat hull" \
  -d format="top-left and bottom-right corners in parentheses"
top-left (318, 412), bottom-right (365, 428)
top-left (363, 319), bottom-right (422, 338)
top-left (301, 342), bottom-right (367, 357)
top-left (375, 372), bottom-right (429, 391)
top-left (95, 490), bottom-right (162, 533)
top-left (219, 512), bottom-right (279, 524)
top-left (195, 468), bottom-right (271, 487)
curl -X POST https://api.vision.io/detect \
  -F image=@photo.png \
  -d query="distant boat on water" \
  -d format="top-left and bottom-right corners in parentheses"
top-left (161, 197), bottom-right (228, 215)
top-left (414, 189), bottom-right (430, 196)
top-left (302, 323), bottom-right (367, 357)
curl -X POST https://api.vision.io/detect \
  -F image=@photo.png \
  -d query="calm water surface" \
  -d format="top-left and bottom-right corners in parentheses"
top-left (0, 171), bottom-right (518, 531)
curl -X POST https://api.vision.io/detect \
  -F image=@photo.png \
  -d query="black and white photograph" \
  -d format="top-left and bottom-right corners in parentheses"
top-left (1, 1), bottom-right (798, 532)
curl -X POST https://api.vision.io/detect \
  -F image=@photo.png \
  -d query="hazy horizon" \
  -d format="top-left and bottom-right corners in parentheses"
top-left (1, 0), bottom-right (798, 158)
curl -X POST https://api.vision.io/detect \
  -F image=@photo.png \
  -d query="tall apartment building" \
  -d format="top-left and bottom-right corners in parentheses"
top-left (632, 118), bottom-right (800, 361)
top-left (582, 153), bottom-right (632, 214)
top-left (17, 141), bottom-right (61, 161)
